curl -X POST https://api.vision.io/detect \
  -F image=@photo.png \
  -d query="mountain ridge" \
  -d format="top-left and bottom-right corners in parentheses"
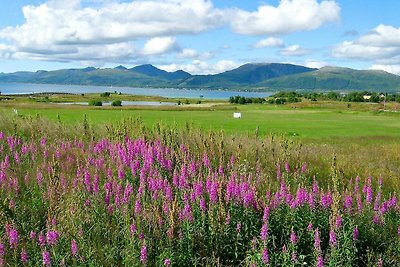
top-left (0, 63), bottom-right (399, 92)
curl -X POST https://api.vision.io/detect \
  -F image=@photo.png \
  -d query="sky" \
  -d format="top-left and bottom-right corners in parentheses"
top-left (0, 0), bottom-right (400, 75)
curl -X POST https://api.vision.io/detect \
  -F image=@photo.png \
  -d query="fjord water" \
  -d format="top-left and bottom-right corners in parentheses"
top-left (0, 82), bottom-right (272, 99)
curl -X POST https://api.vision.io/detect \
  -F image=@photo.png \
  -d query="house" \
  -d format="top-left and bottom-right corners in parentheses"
top-left (363, 95), bottom-right (372, 100)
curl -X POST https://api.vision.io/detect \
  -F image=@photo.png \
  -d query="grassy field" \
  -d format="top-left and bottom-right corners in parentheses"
top-left (2, 101), bottom-right (400, 144)
top-left (0, 95), bottom-right (399, 266)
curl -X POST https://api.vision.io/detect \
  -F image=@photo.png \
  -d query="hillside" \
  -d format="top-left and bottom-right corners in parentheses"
top-left (178, 63), bottom-right (316, 88)
top-left (256, 66), bottom-right (400, 91)
top-left (1, 64), bottom-right (399, 92)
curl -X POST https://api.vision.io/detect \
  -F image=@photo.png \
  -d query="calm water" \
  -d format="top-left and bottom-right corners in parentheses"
top-left (0, 82), bottom-right (272, 100)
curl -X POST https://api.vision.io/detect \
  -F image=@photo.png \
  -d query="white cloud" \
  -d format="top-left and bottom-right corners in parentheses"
top-left (229, 0), bottom-right (340, 36)
top-left (304, 59), bottom-right (328, 68)
top-left (333, 24), bottom-right (400, 71)
top-left (177, 48), bottom-right (213, 60)
top-left (371, 65), bottom-right (400, 75)
top-left (254, 37), bottom-right (284, 48)
top-left (0, 0), bottom-right (341, 65)
top-left (280, 45), bottom-right (310, 57)
top-left (0, 0), bottom-right (224, 63)
top-left (159, 59), bottom-right (239, 74)
top-left (141, 37), bottom-right (178, 56)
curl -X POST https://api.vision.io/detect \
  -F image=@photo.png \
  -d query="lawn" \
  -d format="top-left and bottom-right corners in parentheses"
top-left (4, 103), bottom-right (400, 144)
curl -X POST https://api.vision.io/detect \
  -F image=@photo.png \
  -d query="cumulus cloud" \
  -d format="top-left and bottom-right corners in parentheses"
top-left (229, 0), bottom-right (340, 36)
top-left (280, 45), bottom-right (310, 57)
top-left (177, 48), bottom-right (213, 60)
top-left (0, 0), bottom-right (224, 63)
top-left (0, 0), bottom-right (341, 65)
top-left (254, 37), bottom-right (284, 48)
top-left (304, 59), bottom-right (328, 68)
top-left (333, 24), bottom-right (400, 72)
top-left (371, 65), bottom-right (400, 75)
top-left (159, 59), bottom-right (239, 74)
top-left (333, 25), bottom-right (400, 60)
top-left (141, 37), bottom-right (178, 56)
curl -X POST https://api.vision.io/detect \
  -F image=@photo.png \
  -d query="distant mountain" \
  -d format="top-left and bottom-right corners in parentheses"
top-left (179, 63), bottom-right (316, 88)
top-left (0, 63), bottom-right (399, 92)
top-left (0, 65), bottom-right (191, 87)
top-left (130, 64), bottom-right (168, 77)
top-left (256, 66), bottom-right (400, 91)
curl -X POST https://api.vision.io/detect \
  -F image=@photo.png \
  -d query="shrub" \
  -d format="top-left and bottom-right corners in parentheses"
top-left (88, 100), bottom-right (103, 106)
top-left (100, 92), bottom-right (111, 97)
top-left (111, 100), bottom-right (122, 106)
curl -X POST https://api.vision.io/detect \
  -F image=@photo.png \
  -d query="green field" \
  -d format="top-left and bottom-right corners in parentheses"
top-left (4, 103), bottom-right (400, 144)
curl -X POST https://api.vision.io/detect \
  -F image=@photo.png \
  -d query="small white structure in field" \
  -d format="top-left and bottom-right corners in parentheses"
top-left (13, 109), bottom-right (18, 115)
top-left (233, 112), bottom-right (242, 119)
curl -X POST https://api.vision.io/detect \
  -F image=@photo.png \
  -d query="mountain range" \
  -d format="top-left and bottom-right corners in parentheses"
top-left (1, 63), bottom-right (400, 92)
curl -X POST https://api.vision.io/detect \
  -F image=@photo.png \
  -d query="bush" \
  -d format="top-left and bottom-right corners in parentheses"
top-left (88, 100), bottom-right (103, 106)
top-left (111, 100), bottom-right (122, 107)
top-left (100, 92), bottom-right (111, 97)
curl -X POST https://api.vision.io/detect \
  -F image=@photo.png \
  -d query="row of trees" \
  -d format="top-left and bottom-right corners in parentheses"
top-left (229, 96), bottom-right (266, 104)
top-left (272, 91), bottom-right (400, 103)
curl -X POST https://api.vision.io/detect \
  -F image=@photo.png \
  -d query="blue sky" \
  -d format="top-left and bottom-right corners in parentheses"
top-left (0, 0), bottom-right (399, 75)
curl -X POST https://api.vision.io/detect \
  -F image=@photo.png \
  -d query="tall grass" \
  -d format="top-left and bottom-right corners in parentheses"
top-left (0, 114), bottom-right (398, 266)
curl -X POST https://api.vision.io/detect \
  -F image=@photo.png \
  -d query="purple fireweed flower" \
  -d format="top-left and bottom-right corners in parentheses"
top-left (398, 226), bottom-right (400, 237)
top-left (363, 180), bottom-right (373, 205)
top-left (290, 230), bottom-right (297, 245)
top-left (139, 233), bottom-right (145, 240)
top-left (262, 248), bottom-right (269, 264)
top-left (260, 223), bottom-right (268, 241)
top-left (225, 212), bottom-right (231, 225)
top-left (9, 228), bottom-right (19, 249)
top-left (307, 223), bottom-right (313, 232)
top-left (199, 198), bottom-right (206, 212)
top-left (46, 230), bottom-right (59, 246)
top-left (263, 206), bottom-right (270, 222)
top-left (21, 248), bottom-right (28, 264)
top-left (285, 162), bottom-right (290, 173)
top-left (164, 258), bottom-right (171, 266)
top-left (36, 171), bottom-right (43, 186)
top-left (373, 214), bottom-right (382, 225)
top-left (140, 245), bottom-right (148, 264)
top-left (335, 215), bottom-right (343, 229)
top-left (236, 222), bottom-right (242, 233)
top-left (317, 255), bottom-right (324, 267)
top-left (374, 191), bottom-right (382, 212)
top-left (42, 250), bottom-right (51, 266)
top-left (353, 226), bottom-right (359, 240)
top-left (38, 234), bottom-right (46, 247)
top-left (344, 194), bottom-right (353, 212)
top-left (329, 230), bottom-right (337, 247)
top-left (71, 239), bottom-right (78, 257)
top-left (130, 224), bottom-right (137, 235)
top-left (314, 228), bottom-right (321, 252)
top-left (377, 258), bottom-right (383, 267)
top-left (29, 231), bottom-right (36, 240)
top-left (321, 191), bottom-right (332, 208)
top-left (0, 242), bottom-right (4, 257)
top-left (292, 252), bottom-right (297, 262)
top-left (134, 200), bottom-right (141, 214)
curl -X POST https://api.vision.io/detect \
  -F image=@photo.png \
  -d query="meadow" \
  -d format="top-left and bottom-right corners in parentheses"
top-left (0, 96), bottom-right (399, 266)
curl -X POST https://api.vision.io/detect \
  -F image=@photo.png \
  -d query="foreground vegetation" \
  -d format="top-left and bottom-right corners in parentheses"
top-left (0, 113), bottom-right (399, 266)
